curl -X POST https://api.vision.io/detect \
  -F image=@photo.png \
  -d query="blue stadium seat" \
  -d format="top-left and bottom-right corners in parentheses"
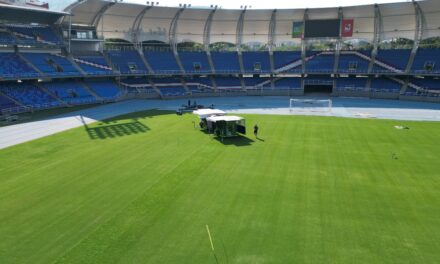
top-left (178, 52), bottom-right (211, 73)
top-left (41, 81), bottom-right (96, 104)
top-left (74, 55), bottom-right (113, 75)
top-left (410, 78), bottom-right (440, 91)
top-left (338, 54), bottom-right (370, 73)
top-left (84, 80), bottom-right (121, 100)
top-left (306, 52), bottom-right (335, 73)
top-left (215, 77), bottom-right (241, 87)
top-left (273, 78), bottom-right (302, 89)
top-left (411, 49), bottom-right (440, 74)
top-left (242, 52), bottom-right (271, 73)
top-left (106, 51), bottom-right (148, 74)
top-left (158, 87), bottom-right (187, 96)
top-left (373, 49), bottom-right (411, 72)
top-left (211, 52), bottom-right (241, 73)
top-left (144, 51), bottom-right (181, 73)
top-left (273, 51), bottom-right (302, 71)
top-left (22, 53), bottom-right (80, 76)
top-left (0, 94), bottom-right (18, 110)
top-left (0, 82), bottom-right (61, 108)
top-left (0, 53), bottom-right (39, 78)
top-left (336, 77), bottom-right (367, 91)
top-left (8, 25), bottom-right (62, 45)
top-left (0, 31), bottom-right (16, 44)
top-left (370, 77), bottom-right (402, 93)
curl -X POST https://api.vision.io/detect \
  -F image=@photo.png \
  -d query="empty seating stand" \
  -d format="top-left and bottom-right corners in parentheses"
top-left (370, 77), bottom-right (402, 93)
top-left (336, 77), bottom-right (368, 91)
top-left (144, 51), bottom-right (180, 73)
top-left (0, 82), bottom-right (61, 109)
top-left (22, 53), bottom-right (80, 76)
top-left (106, 50), bottom-right (148, 74)
top-left (178, 52), bottom-right (211, 73)
top-left (338, 53), bottom-right (370, 73)
top-left (0, 53), bottom-right (39, 78)
top-left (211, 52), bottom-right (241, 73)
top-left (74, 55), bottom-right (113, 75)
top-left (373, 49), bottom-right (411, 72)
top-left (242, 52), bottom-right (271, 73)
top-left (273, 51), bottom-right (302, 72)
top-left (84, 80), bottom-right (121, 100)
top-left (7, 25), bottom-right (62, 45)
top-left (42, 81), bottom-right (96, 105)
top-left (412, 49), bottom-right (440, 74)
top-left (306, 52), bottom-right (335, 73)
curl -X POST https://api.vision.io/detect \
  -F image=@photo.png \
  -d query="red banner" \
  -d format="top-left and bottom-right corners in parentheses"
top-left (341, 19), bottom-right (354, 37)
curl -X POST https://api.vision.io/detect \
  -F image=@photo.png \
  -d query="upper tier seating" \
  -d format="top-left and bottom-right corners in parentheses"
top-left (211, 52), bottom-right (241, 72)
top-left (84, 80), bottom-right (121, 100)
top-left (22, 53), bottom-right (80, 76)
top-left (370, 77), bottom-right (402, 92)
top-left (273, 51), bottom-right (302, 71)
top-left (336, 77), bottom-right (368, 91)
top-left (242, 52), bottom-right (271, 73)
top-left (306, 52), bottom-right (335, 72)
top-left (0, 82), bottom-right (61, 108)
top-left (178, 52), bottom-right (211, 73)
top-left (74, 55), bottom-right (113, 75)
top-left (0, 53), bottom-right (39, 78)
top-left (7, 25), bottom-right (62, 45)
top-left (106, 51), bottom-right (148, 74)
top-left (41, 81), bottom-right (96, 104)
top-left (373, 49), bottom-right (411, 72)
top-left (144, 51), bottom-right (181, 73)
top-left (411, 49), bottom-right (440, 74)
top-left (338, 53), bottom-right (370, 73)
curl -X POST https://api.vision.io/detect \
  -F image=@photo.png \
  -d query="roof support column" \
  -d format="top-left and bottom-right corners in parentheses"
top-left (405, 1), bottom-right (424, 74)
top-left (132, 7), bottom-right (151, 49)
top-left (301, 9), bottom-right (309, 75)
top-left (236, 9), bottom-right (246, 75)
top-left (268, 9), bottom-right (277, 73)
top-left (334, 7), bottom-right (343, 74)
top-left (204, 9), bottom-right (216, 74)
top-left (368, 4), bottom-right (382, 74)
top-left (169, 8), bottom-right (186, 74)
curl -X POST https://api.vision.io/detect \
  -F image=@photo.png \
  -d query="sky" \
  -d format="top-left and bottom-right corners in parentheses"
top-left (47, 0), bottom-right (412, 11)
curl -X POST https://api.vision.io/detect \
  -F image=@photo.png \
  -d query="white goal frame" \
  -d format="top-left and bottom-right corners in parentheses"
top-left (289, 99), bottom-right (332, 112)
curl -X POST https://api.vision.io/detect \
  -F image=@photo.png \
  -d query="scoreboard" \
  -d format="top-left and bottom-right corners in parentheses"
top-left (292, 19), bottom-right (354, 39)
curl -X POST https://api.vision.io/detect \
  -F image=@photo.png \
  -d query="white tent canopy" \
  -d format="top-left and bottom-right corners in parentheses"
top-left (193, 109), bottom-right (226, 119)
top-left (207, 116), bottom-right (244, 122)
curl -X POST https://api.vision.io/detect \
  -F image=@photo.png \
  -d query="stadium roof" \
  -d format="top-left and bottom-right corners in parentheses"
top-left (66, 0), bottom-right (440, 44)
top-left (0, 3), bottom-right (69, 24)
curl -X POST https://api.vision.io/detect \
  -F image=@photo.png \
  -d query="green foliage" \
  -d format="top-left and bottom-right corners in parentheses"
top-left (379, 38), bottom-right (414, 49)
top-left (420, 37), bottom-right (440, 49)
top-left (1, 111), bottom-right (440, 263)
top-left (209, 42), bottom-right (236, 52)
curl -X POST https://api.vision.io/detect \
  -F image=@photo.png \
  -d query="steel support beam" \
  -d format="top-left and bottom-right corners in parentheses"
top-left (368, 4), bottom-right (382, 74)
top-left (236, 10), bottom-right (246, 74)
top-left (301, 9), bottom-right (309, 75)
top-left (334, 7), bottom-right (343, 74)
top-left (203, 10), bottom-right (216, 73)
top-left (92, 2), bottom-right (116, 28)
top-left (131, 7), bottom-right (152, 48)
top-left (405, 1), bottom-right (425, 73)
top-left (268, 9), bottom-right (277, 73)
top-left (169, 8), bottom-right (186, 73)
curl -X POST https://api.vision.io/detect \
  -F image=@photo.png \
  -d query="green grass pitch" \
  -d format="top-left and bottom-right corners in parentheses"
top-left (0, 110), bottom-right (439, 263)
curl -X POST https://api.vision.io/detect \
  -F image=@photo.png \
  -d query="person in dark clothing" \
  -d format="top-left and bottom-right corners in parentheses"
top-left (254, 124), bottom-right (259, 138)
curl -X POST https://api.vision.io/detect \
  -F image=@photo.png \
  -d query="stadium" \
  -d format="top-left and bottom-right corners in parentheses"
top-left (0, 0), bottom-right (440, 263)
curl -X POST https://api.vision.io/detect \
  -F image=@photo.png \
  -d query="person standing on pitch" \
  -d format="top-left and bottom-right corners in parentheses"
top-left (254, 124), bottom-right (259, 138)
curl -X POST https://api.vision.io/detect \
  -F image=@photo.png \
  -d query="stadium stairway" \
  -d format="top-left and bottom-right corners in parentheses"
top-left (274, 52), bottom-right (323, 73)
top-left (0, 90), bottom-right (24, 108)
top-left (16, 52), bottom-right (45, 77)
top-left (351, 51), bottom-right (403, 73)
top-left (55, 54), bottom-right (87, 76)
top-left (36, 84), bottom-right (68, 106)
top-left (72, 57), bottom-right (113, 73)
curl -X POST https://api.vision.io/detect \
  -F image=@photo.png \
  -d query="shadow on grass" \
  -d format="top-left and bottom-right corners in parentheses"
top-left (79, 110), bottom-right (174, 140)
top-left (214, 136), bottom-right (255, 146)
top-left (85, 121), bottom-right (150, 140)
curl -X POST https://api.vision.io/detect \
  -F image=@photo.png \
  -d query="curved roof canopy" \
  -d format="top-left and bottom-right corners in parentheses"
top-left (66, 0), bottom-right (440, 44)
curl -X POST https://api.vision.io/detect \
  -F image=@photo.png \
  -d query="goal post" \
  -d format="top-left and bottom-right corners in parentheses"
top-left (289, 99), bottom-right (332, 112)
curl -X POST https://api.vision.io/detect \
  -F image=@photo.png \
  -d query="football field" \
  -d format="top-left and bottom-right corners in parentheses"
top-left (0, 110), bottom-right (439, 263)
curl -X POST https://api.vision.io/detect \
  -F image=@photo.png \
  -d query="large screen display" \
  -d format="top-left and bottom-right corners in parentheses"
top-left (304, 19), bottom-right (341, 38)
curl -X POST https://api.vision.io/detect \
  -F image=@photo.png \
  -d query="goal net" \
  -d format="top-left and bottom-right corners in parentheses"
top-left (289, 99), bottom-right (332, 112)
